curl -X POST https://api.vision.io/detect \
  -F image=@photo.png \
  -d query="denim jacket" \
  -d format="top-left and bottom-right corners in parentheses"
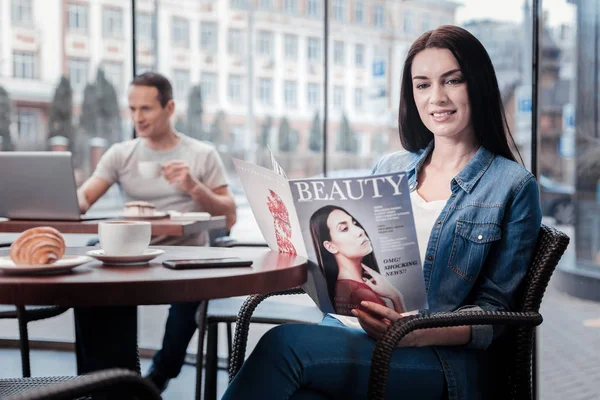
top-left (373, 142), bottom-right (542, 400)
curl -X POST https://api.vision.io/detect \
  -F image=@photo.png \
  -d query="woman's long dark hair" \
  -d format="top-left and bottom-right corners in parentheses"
top-left (399, 25), bottom-right (520, 163)
top-left (309, 205), bottom-right (379, 307)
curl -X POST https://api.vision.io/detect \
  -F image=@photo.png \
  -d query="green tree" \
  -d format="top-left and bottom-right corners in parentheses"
top-left (278, 117), bottom-right (298, 152)
top-left (208, 111), bottom-right (227, 145)
top-left (49, 76), bottom-right (74, 150)
top-left (186, 85), bottom-right (203, 139)
top-left (259, 115), bottom-right (272, 148)
top-left (96, 68), bottom-right (122, 144)
top-left (174, 118), bottom-right (187, 134)
top-left (79, 83), bottom-right (98, 138)
top-left (336, 112), bottom-right (358, 153)
top-left (308, 112), bottom-right (322, 152)
top-left (0, 86), bottom-right (14, 151)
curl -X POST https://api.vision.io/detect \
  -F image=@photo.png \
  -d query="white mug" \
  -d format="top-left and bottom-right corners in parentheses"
top-left (138, 161), bottom-right (162, 179)
top-left (98, 221), bottom-right (151, 256)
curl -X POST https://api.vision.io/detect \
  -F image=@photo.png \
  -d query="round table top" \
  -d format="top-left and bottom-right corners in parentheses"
top-left (0, 246), bottom-right (308, 306)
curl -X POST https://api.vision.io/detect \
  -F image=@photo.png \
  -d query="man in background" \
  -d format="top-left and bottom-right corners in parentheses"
top-left (76, 72), bottom-right (236, 392)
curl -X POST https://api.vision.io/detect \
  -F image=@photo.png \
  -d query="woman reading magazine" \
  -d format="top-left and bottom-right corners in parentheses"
top-left (222, 25), bottom-right (542, 400)
top-left (310, 205), bottom-right (406, 314)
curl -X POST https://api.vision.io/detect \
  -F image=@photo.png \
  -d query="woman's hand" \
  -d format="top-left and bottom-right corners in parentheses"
top-left (351, 301), bottom-right (422, 346)
top-left (361, 265), bottom-right (406, 313)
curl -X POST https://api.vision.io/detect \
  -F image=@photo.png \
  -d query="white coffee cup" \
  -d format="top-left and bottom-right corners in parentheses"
top-left (98, 221), bottom-right (151, 256)
top-left (138, 161), bottom-right (162, 179)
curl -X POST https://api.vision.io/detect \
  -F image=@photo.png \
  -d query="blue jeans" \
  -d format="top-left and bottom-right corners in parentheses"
top-left (151, 301), bottom-right (200, 378)
top-left (222, 315), bottom-right (446, 400)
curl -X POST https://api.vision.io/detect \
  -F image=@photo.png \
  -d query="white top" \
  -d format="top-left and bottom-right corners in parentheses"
top-left (410, 190), bottom-right (447, 265)
top-left (330, 190), bottom-right (447, 329)
top-left (93, 133), bottom-right (229, 245)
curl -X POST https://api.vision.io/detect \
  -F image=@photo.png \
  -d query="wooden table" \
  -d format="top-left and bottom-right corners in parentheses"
top-left (0, 246), bottom-right (308, 306)
top-left (0, 216), bottom-right (226, 237)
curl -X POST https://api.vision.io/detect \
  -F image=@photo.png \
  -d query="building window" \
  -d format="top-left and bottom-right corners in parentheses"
top-left (404, 12), bottom-right (414, 34)
top-left (334, 41), bottom-right (345, 65)
top-left (102, 62), bottom-right (123, 93)
top-left (333, 86), bottom-right (344, 109)
top-left (373, 5), bottom-right (384, 28)
top-left (103, 8), bottom-right (123, 38)
top-left (136, 64), bottom-right (152, 75)
top-left (354, 88), bottom-right (364, 110)
top-left (136, 13), bottom-right (155, 41)
top-left (307, 0), bottom-right (320, 18)
top-left (421, 16), bottom-right (432, 32)
top-left (231, 0), bottom-right (247, 9)
top-left (355, 44), bottom-right (364, 67)
top-left (228, 29), bottom-right (244, 55)
top-left (307, 83), bottom-right (320, 107)
top-left (67, 3), bottom-right (88, 33)
top-left (284, 81), bottom-right (297, 108)
top-left (307, 37), bottom-right (321, 62)
top-left (11, 0), bottom-right (32, 25)
top-left (16, 108), bottom-right (39, 141)
top-left (333, 0), bottom-right (344, 22)
top-left (354, 1), bottom-right (363, 23)
top-left (172, 17), bottom-right (189, 48)
top-left (68, 58), bottom-right (89, 91)
top-left (200, 22), bottom-right (218, 53)
top-left (284, 34), bottom-right (298, 60)
top-left (200, 73), bottom-right (217, 101)
top-left (257, 30), bottom-right (273, 57)
top-left (228, 75), bottom-right (243, 103)
top-left (13, 51), bottom-right (36, 79)
top-left (283, 0), bottom-right (297, 14)
top-left (258, 78), bottom-right (273, 105)
top-left (173, 69), bottom-right (190, 100)
top-left (258, 0), bottom-right (272, 10)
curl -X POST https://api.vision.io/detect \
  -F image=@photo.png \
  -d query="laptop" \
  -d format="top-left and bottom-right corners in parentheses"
top-left (0, 152), bottom-right (113, 221)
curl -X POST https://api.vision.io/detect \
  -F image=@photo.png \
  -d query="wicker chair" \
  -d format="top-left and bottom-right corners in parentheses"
top-left (227, 224), bottom-right (570, 400)
top-left (0, 368), bottom-right (161, 400)
top-left (194, 237), bottom-right (324, 400)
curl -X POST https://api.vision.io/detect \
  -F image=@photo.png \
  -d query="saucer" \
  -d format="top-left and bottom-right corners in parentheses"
top-left (86, 248), bottom-right (165, 265)
top-left (0, 255), bottom-right (92, 275)
top-left (123, 211), bottom-right (168, 220)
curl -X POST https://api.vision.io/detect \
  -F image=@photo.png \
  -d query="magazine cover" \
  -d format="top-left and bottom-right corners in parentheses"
top-left (290, 174), bottom-right (428, 315)
top-left (233, 158), bottom-right (428, 316)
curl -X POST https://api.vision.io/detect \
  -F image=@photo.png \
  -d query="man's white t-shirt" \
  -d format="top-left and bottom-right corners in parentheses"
top-left (93, 133), bottom-right (229, 246)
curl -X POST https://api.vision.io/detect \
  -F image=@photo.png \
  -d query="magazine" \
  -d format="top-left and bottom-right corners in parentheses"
top-left (233, 158), bottom-right (428, 319)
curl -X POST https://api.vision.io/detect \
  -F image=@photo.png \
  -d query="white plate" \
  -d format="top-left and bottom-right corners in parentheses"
top-left (122, 211), bottom-right (168, 220)
top-left (0, 255), bottom-right (92, 275)
top-left (86, 248), bottom-right (165, 265)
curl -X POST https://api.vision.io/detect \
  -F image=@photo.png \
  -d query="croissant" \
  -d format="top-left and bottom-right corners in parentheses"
top-left (9, 227), bottom-right (66, 266)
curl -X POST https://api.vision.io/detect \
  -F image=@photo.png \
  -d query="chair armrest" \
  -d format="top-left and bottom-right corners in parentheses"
top-left (228, 288), bottom-right (305, 381)
top-left (6, 368), bottom-right (161, 400)
top-left (368, 310), bottom-right (542, 400)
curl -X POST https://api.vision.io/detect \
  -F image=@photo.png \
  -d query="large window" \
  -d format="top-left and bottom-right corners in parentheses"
top-left (228, 74), bottom-right (243, 103)
top-left (284, 80), bottom-right (297, 108)
top-left (67, 3), bottom-right (88, 33)
top-left (200, 22), bottom-right (218, 53)
top-left (172, 17), bottom-right (189, 48)
top-left (228, 29), bottom-right (244, 55)
top-left (12, 51), bottom-right (36, 79)
top-left (307, 37), bottom-right (321, 62)
top-left (334, 41), bottom-right (345, 65)
top-left (103, 8), bottom-right (123, 38)
top-left (102, 62), bottom-right (123, 93)
top-left (68, 58), bottom-right (89, 92)
top-left (200, 73), bottom-right (217, 101)
top-left (136, 13), bottom-right (154, 40)
top-left (173, 69), bottom-right (190, 100)
top-left (257, 30), bottom-right (274, 57)
top-left (333, 0), bottom-right (345, 22)
top-left (284, 34), bottom-right (298, 60)
top-left (307, 0), bottom-right (321, 18)
top-left (258, 78), bottom-right (273, 105)
top-left (11, 0), bottom-right (32, 25)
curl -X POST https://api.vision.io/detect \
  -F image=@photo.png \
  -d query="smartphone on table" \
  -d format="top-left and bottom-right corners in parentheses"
top-left (162, 257), bottom-right (253, 270)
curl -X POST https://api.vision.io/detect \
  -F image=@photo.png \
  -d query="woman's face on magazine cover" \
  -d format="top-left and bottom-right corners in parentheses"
top-left (323, 209), bottom-right (373, 259)
top-left (411, 48), bottom-right (474, 142)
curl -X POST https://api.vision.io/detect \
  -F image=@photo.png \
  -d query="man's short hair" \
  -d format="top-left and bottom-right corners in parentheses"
top-left (130, 72), bottom-right (173, 107)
